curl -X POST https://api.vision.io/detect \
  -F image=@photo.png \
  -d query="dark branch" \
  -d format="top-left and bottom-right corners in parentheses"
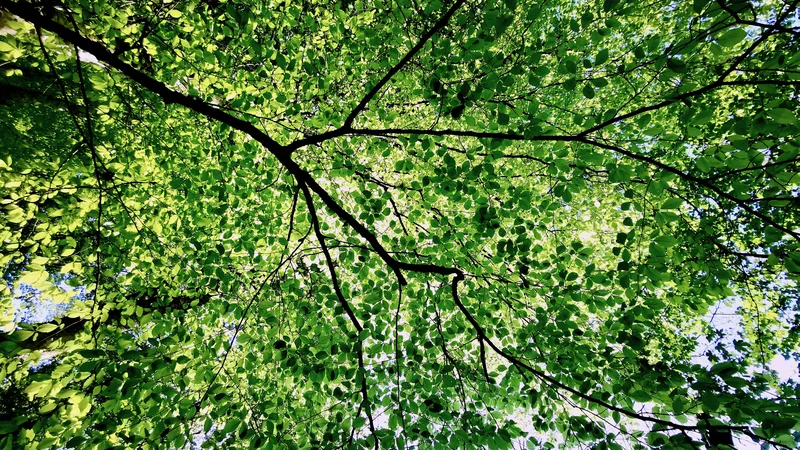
top-left (298, 179), bottom-right (363, 333)
top-left (298, 179), bottom-right (377, 448)
top-left (349, 127), bottom-right (579, 142)
top-left (578, 28), bottom-right (774, 137)
top-left (583, 138), bottom-right (800, 242)
top-left (445, 272), bottom-right (779, 442)
top-left (342, 0), bottom-right (466, 129)
top-left (284, 0), bottom-right (467, 152)
top-left (4, 2), bottom-right (284, 153)
top-left (290, 162), bottom-right (407, 284)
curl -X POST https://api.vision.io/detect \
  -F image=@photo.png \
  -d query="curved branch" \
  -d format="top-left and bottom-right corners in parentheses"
top-left (285, 0), bottom-right (467, 152)
top-left (3, 2), bottom-right (284, 153)
top-left (348, 127), bottom-right (579, 142)
top-left (290, 162), bottom-right (407, 284)
top-left (446, 273), bottom-right (791, 448)
top-left (578, 27), bottom-right (775, 137)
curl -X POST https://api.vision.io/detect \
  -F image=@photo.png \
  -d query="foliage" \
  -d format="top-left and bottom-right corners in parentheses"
top-left (1, 0), bottom-right (799, 448)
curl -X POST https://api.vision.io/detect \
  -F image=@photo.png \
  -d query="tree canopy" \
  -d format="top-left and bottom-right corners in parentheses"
top-left (1, 0), bottom-right (799, 448)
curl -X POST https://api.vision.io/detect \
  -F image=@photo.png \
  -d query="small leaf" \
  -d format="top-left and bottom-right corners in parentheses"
top-left (603, 0), bottom-right (620, 13)
top-left (717, 28), bottom-right (746, 48)
top-left (25, 380), bottom-right (52, 398)
top-left (654, 235), bottom-right (678, 247)
top-left (38, 403), bottom-right (57, 414)
top-left (38, 324), bottom-right (58, 333)
top-left (666, 58), bottom-right (686, 73)
top-left (222, 419), bottom-right (241, 434)
top-left (581, 12), bottom-right (594, 28)
top-left (497, 112), bottom-right (509, 125)
top-left (661, 198), bottom-right (683, 210)
top-left (768, 108), bottom-right (795, 125)
top-left (0, 341), bottom-right (20, 356)
top-left (693, 0), bottom-right (709, 13)
top-left (19, 271), bottom-right (46, 285)
top-left (168, 10), bottom-right (182, 18)
top-left (701, 391), bottom-right (719, 411)
top-left (595, 48), bottom-right (609, 65)
top-left (763, 416), bottom-right (798, 432)
top-left (672, 397), bottom-right (684, 414)
top-left (696, 156), bottom-right (711, 173)
top-left (583, 84), bottom-right (595, 99)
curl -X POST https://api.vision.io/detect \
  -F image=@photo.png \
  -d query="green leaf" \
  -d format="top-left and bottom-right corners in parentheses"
top-left (581, 13), bottom-right (594, 28)
top-left (582, 84), bottom-right (595, 99)
top-left (763, 416), bottom-right (798, 432)
top-left (595, 49), bottom-right (609, 65)
top-left (647, 432), bottom-right (669, 446)
top-left (222, 419), bottom-right (241, 434)
top-left (696, 156), bottom-right (711, 173)
top-left (666, 58), bottom-right (687, 73)
top-left (701, 391), bottom-right (719, 412)
top-left (0, 341), bottom-right (20, 356)
top-left (717, 28), bottom-right (746, 47)
top-left (768, 108), bottom-right (795, 124)
top-left (25, 380), bottom-right (52, 398)
top-left (37, 323), bottom-right (58, 333)
top-left (671, 397), bottom-right (684, 414)
top-left (661, 198), bottom-right (682, 209)
top-left (603, 0), bottom-right (621, 12)
top-left (710, 361), bottom-right (737, 377)
top-left (18, 271), bottom-right (46, 285)
top-left (693, 0), bottom-right (709, 13)
top-left (654, 235), bottom-right (678, 247)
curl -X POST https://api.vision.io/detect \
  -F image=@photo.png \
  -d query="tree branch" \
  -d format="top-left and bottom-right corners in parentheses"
top-left (445, 272), bottom-right (785, 445)
top-left (297, 180), bottom-right (363, 334)
top-left (582, 138), bottom-right (800, 242)
top-left (348, 127), bottom-right (579, 142)
top-left (298, 179), bottom-right (377, 449)
top-left (342, 0), bottom-right (466, 129)
top-left (578, 27), bottom-right (774, 137)
top-left (3, 2), bottom-right (284, 153)
top-left (283, 0), bottom-right (467, 152)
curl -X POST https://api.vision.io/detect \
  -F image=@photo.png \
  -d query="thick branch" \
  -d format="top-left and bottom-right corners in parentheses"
top-left (290, 162), bottom-right (407, 284)
top-left (349, 127), bottom-right (579, 142)
top-left (3, 2), bottom-right (283, 153)
top-left (7, 2), bottom-right (431, 286)
top-left (289, 159), bottom-right (461, 284)
top-left (299, 180), bottom-right (377, 448)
